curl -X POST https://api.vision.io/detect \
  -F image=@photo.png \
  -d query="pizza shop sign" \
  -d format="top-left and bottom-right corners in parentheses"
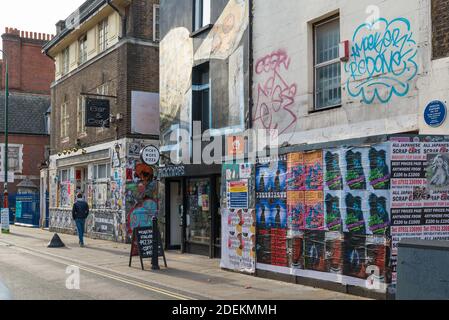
top-left (140, 145), bottom-right (160, 166)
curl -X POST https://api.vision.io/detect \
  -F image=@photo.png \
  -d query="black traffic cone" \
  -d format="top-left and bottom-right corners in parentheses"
top-left (48, 233), bottom-right (65, 248)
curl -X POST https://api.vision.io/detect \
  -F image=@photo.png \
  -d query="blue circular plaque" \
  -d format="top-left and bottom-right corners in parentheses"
top-left (424, 100), bottom-right (447, 128)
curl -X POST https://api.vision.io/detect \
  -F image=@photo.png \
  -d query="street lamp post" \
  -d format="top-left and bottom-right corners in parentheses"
top-left (1, 50), bottom-right (9, 210)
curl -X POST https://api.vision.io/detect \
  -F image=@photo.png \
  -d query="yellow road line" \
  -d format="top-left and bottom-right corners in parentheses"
top-left (0, 240), bottom-right (196, 300)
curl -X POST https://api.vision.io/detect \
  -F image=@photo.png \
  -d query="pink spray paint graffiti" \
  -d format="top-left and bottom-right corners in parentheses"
top-left (254, 50), bottom-right (298, 137)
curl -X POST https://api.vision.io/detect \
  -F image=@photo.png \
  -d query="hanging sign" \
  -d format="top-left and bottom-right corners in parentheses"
top-left (140, 145), bottom-right (160, 166)
top-left (85, 98), bottom-right (110, 128)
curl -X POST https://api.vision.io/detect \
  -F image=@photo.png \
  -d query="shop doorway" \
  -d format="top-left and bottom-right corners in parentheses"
top-left (75, 167), bottom-right (88, 197)
top-left (167, 181), bottom-right (182, 249)
top-left (186, 178), bottom-right (212, 256)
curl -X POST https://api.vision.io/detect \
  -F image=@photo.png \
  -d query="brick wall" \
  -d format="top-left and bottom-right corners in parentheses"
top-left (0, 134), bottom-right (49, 195)
top-left (127, 0), bottom-right (159, 41)
top-left (1, 28), bottom-right (55, 94)
top-left (51, 42), bottom-right (159, 153)
top-left (432, 0), bottom-right (449, 60)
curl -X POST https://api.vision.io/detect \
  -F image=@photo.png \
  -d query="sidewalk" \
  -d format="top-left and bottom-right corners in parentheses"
top-left (0, 226), bottom-right (365, 300)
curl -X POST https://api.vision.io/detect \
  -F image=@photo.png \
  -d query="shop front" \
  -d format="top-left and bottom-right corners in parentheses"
top-left (160, 165), bottom-right (222, 258)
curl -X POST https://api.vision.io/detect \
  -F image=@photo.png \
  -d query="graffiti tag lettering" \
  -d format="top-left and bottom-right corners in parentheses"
top-left (254, 50), bottom-right (298, 136)
top-left (345, 18), bottom-right (418, 104)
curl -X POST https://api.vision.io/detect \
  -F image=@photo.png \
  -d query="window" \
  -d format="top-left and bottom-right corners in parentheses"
top-left (60, 99), bottom-right (69, 138)
top-left (59, 168), bottom-right (71, 208)
top-left (61, 47), bottom-right (70, 75)
top-left (192, 63), bottom-right (210, 133)
top-left (77, 96), bottom-right (86, 135)
top-left (93, 163), bottom-right (110, 180)
top-left (153, 4), bottom-right (160, 42)
top-left (98, 18), bottom-right (109, 52)
top-left (194, 0), bottom-right (211, 31)
top-left (92, 163), bottom-right (111, 209)
top-left (314, 16), bottom-right (341, 110)
top-left (96, 84), bottom-right (109, 133)
top-left (0, 144), bottom-right (23, 174)
top-left (78, 35), bottom-right (88, 64)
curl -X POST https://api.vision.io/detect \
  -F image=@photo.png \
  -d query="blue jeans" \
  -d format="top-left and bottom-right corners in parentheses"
top-left (75, 219), bottom-right (86, 245)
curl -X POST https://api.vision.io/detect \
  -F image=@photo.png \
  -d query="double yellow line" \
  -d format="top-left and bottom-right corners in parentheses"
top-left (0, 240), bottom-right (196, 300)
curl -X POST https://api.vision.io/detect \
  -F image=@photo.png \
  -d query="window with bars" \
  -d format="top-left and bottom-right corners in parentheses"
top-left (314, 17), bottom-right (342, 110)
top-left (78, 35), bottom-right (88, 64)
top-left (193, 0), bottom-right (211, 31)
top-left (77, 96), bottom-right (86, 135)
top-left (153, 5), bottom-right (160, 42)
top-left (60, 100), bottom-right (69, 138)
top-left (98, 18), bottom-right (109, 52)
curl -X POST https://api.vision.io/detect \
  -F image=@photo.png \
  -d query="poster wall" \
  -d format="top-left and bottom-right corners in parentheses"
top-left (221, 208), bottom-right (256, 273)
top-left (390, 136), bottom-right (449, 284)
top-left (255, 145), bottom-right (392, 291)
top-left (221, 163), bottom-right (256, 274)
top-left (256, 155), bottom-right (288, 268)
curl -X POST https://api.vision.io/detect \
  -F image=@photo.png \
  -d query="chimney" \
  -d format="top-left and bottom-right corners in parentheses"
top-left (56, 20), bottom-right (66, 35)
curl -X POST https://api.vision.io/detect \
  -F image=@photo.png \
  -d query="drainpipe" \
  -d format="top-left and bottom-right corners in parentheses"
top-left (106, 0), bottom-right (127, 38)
top-left (248, 0), bottom-right (254, 130)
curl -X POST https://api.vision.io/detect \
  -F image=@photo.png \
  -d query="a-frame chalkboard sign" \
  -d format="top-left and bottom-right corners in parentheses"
top-left (129, 225), bottom-right (167, 270)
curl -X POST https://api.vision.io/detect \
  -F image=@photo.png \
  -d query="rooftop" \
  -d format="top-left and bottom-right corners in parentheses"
top-left (0, 92), bottom-right (50, 135)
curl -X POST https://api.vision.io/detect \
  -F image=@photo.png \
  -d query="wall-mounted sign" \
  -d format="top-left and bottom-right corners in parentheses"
top-left (424, 100), bottom-right (447, 128)
top-left (85, 98), bottom-right (110, 128)
top-left (1, 208), bottom-right (10, 234)
top-left (140, 145), bottom-right (160, 166)
top-left (158, 165), bottom-right (186, 178)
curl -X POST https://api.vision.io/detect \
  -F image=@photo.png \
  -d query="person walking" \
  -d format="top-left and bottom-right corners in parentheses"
top-left (72, 193), bottom-right (90, 247)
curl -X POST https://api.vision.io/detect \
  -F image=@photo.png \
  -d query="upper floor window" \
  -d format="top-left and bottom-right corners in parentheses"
top-left (192, 63), bottom-right (210, 133)
top-left (78, 35), bottom-right (88, 64)
top-left (153, 4), bottom-right (160, 42)
top-left (314, 16), bottom-right (341, 110)
top-left (194, 0), bottom-right (211, 31)
top-left (61, 47), bottom-right (70, 75)
top-left (98, 18), bottom-right (109, 52)
top-left (0, 144), bottom-right (23, 174)
top-left (96, 84), bottom-right (109, 133)
top-left (61, 99), bottom-right (69, 139)
top-left (77, 96), bottom-right (86, 135)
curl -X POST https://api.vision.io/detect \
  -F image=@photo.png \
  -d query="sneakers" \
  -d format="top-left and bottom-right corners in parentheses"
top-left (79, 242), bottom-right (85, 248)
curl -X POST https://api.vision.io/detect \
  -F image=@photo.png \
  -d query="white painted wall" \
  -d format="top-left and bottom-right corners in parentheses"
top-left (253, 0), bottom-right (449, 147)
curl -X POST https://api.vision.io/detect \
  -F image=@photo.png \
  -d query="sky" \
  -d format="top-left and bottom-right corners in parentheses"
top-left (0, 0), bottom-right (86, 50)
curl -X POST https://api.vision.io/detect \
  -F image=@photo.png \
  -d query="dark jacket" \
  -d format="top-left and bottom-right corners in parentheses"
top-left (72, 200), bottom-right (90, 220)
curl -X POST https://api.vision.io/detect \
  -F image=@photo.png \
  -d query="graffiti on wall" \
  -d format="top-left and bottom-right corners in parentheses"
top-left (345, 17), bottom-right (418, 104)
top-left (160, 27), bottom-right (194, 136)
top-left (253, 49), bottom-right (298, 136)
top-left (195, 0), bottom-right (249, 61)
top-left (125, 162), bottom-right (158, 238)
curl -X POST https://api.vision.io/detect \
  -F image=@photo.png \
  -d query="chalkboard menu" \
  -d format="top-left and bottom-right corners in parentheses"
top-left (129, 226), bottom-right (167, 270)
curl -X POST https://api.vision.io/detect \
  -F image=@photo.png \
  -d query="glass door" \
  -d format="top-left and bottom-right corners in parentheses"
top-left (186, 178), bottom-right (211, 249)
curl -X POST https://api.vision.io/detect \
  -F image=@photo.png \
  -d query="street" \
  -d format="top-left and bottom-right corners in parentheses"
top-left (0, 227), bottom-right (363, 301)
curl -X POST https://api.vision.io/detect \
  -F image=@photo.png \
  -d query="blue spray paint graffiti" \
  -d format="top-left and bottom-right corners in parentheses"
top-left (345, 18), bottom-right (418, 104)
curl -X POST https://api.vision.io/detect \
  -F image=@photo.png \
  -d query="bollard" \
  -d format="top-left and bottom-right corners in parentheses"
top-left (152, 216), bottom-right (160, 270)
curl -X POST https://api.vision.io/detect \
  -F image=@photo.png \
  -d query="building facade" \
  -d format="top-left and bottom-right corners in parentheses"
top-left (43, 0), bottom-right (160, 243)
top-left (159, 0), bottom-right (449, 298)
top-left (248, 0), bottom-right (449, 298)
top-left (159, 0), bottom-right (250, 257)
top-left (0, 27), bottom-right (53, 226)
